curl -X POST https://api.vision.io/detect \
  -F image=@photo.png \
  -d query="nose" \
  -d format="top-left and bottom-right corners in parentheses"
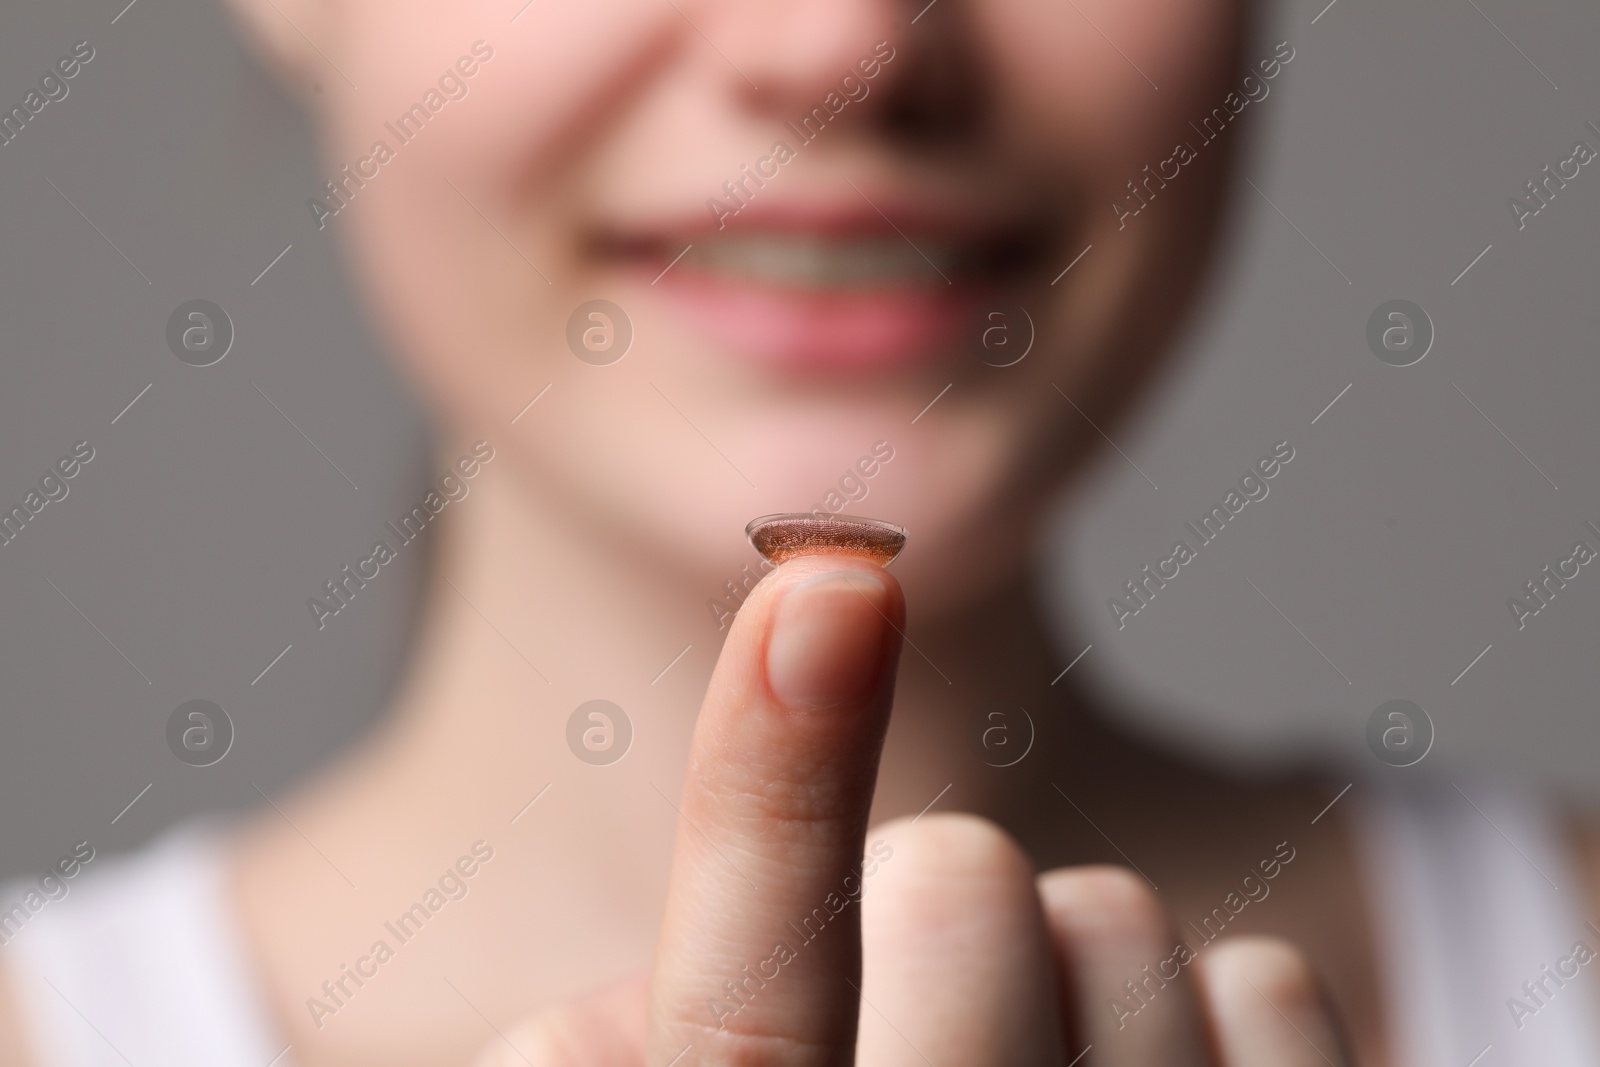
top-left (693, 0), bottom-right (907, 114)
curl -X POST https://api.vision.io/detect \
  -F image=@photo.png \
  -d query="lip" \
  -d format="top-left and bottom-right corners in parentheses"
top-left (651, 271), bottom-right (979, 374)
top-left (594, 198), bottom-right (1055, 375)
top-left (599, 194), bottom-right (1031, 243)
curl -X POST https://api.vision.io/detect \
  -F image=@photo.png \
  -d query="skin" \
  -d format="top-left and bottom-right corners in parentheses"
top-left (2, 0), bottom-right (1597, 1064)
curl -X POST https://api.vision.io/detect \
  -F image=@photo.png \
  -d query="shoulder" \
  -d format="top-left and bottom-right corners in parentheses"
top-left (0, 962), bottom-right (34, 1067)
top-left (1572, 810), bottom-right (1600, 926)
top-left (0, 828), bottom-right (285, 1067)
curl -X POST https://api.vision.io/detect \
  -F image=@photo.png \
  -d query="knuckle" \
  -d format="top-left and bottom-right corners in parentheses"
top-left (668, 1015), bottom-right (846, 1067)
top-left (696, 759), bottom-right (862, 830)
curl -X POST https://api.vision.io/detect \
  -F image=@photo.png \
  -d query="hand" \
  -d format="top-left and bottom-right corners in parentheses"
top-left (475, 555), bottom-right (1352, 1066)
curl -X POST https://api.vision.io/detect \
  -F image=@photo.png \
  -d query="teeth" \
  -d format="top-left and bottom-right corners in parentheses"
top-left (686, 235), bottom-right (957, 288)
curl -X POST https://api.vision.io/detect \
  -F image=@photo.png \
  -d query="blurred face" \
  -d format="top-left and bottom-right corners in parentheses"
top-left (260, 0), bottom-right (1242, 604)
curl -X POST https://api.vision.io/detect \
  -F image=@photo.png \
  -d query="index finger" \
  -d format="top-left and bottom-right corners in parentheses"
top-left (647, 552), bottom-right (905, 1065)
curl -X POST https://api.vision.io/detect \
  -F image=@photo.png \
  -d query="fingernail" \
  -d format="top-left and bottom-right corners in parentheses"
top-left (766, 573), bottom-right (891, 712)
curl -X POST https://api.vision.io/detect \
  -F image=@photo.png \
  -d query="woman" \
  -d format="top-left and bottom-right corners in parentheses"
top-left (0, 0), bottom-right (1595, 1064)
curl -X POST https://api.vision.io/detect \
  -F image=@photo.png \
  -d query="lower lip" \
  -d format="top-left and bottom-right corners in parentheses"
top-left (647, 269), bottom-right (980, 375)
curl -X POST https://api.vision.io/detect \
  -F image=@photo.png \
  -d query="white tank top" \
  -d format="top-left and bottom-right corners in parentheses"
top-left (1351, 780), bottom-right (1600, 1066)
top-left (1, 827), bottom-right (289, 1067)
top-left (2, 789), bottom-right (1597, 1066)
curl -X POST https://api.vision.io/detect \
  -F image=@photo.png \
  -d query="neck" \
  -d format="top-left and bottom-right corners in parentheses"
top-left (375, 439), bottom-right (1089, 817)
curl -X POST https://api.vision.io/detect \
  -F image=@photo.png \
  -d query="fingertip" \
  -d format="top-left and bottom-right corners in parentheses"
top-left (1197, 937), bottom-right (1349, 1066)
top-left (856, 814), bottom-right (1065, 1067)
top-left (1201, 936), bottom-right (1320, 1005)
top-left (1033, 864), bottom-right (1213, 1058)
top-left (742, 552), bottom-right (904, 630)
top-left (474, 973), bottom-right (648, 1067)
top-left (766, 570), bottom-right (897, 712)
top-left (1037, 865), bottom-right (1169, 952)
top-left (871, 812), bottom-right (1037, 892)
top-left (703, 549), bottom-right (905, 724)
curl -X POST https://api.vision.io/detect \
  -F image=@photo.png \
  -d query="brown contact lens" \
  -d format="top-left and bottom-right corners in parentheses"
top-left (746, 514), bottom-right (907, 567)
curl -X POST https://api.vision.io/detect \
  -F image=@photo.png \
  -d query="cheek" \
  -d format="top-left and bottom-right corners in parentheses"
top-left (973, 0), bottom-right (1239, 174)
top-left (330, 0), bottom-right (675, 179)
top-left (321, 0), bottom-right (679, 424)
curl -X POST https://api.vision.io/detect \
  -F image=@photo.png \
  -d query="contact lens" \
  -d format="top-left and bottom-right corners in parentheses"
top-left (745, 513), bottom-right (908, 566)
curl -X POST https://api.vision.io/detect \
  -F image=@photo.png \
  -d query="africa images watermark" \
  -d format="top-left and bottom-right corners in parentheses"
top-left (1107, 441), bottom-right (1296, 630)
top-left (705, 41), bottom-right (898, 231)
top-left (305, 840), bottom-right (496, 1029)
top-left (707, 440), bottom-right (897, 631)
top-left (1505, 921), bottom-right (1600, 1031)
top-left (0, 40), bottom-right (96, 149)
top-left (1109, 840), bottom-right (1297, 1031)
top-left (308, 441), bottom-right (496, 631)
top-left (0, 440), bottom-right (96, 549)
top-left (308, 41), bottom-right (496, 230)
top-left (1113, 40), bottom-right (1296, 230)
top-left (1506, 519), bottom-right (1600, 631)
top-left (1507, 118), bottom-right (1600, 232)
top-left (0, 841), bottom-right (97, 947)
top-left (707, 838), bottom-right (895, 1030)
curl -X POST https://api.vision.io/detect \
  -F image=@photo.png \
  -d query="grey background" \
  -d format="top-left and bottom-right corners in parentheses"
top-left (0, 0), bottom-right (1595, 884)
top-left (1049, 0), bottom-right (1600, 796)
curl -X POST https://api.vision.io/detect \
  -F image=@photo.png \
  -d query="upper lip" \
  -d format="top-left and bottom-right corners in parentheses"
top-left (598, 188), bottom-right (1034, 239)
top-left (593, 191), bottom-right (1061, 283)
